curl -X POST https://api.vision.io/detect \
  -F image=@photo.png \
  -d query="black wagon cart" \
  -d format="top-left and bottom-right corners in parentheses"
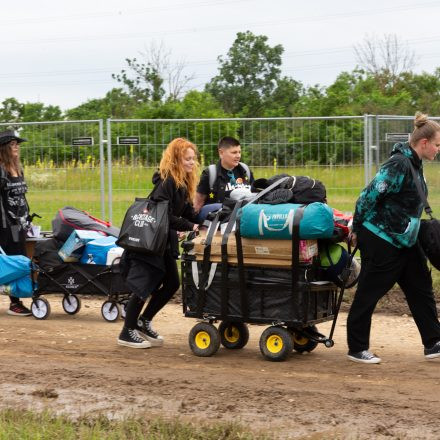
top-left (30, 238), bottom-right (131, 321)
top-left (181, 201), bottom-right (350, 362)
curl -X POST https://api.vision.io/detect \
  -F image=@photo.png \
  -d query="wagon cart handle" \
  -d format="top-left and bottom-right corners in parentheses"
top-left (327, 245), bottom-right (358, 343)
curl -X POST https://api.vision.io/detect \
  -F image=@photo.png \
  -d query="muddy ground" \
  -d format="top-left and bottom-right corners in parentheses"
top-left (0, 291), bottom-right (439, 440)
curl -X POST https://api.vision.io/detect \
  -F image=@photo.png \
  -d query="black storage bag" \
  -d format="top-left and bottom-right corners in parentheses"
top-left (182, 261), bottom-right (334, 323)
top-left (37, 263), bottom-right (129, 295)
top-left (33, 238), bottom-right (64, 270)
top-left (52, 206), bottom-right (120, 242)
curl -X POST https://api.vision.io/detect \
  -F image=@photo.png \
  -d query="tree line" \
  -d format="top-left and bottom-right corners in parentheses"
top-left (1, 31), bottom-right (439, 165)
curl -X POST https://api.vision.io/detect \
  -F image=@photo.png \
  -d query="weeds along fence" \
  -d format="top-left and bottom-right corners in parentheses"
top-left (107, 116), bottom-right (367, 224)
top-left (1, 115), bottom-right (439, 230)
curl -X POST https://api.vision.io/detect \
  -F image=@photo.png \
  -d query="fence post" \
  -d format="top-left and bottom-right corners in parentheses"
top-left (98, 119), bottom-right (106, 220)
top-left (363, 114), bottom-right (370, 186)
top-left (106, 119), bottom-right (113, 223)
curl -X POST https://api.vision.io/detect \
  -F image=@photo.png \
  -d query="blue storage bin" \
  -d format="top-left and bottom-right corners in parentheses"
top-left (80, 236), bottom-right (117, 265)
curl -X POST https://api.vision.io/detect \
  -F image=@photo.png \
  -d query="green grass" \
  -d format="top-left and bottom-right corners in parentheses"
top-left (0, 409), bottom-right (270, 440)
top-left (26, 164), bottom-right (367, 230)
top-left (26, 162), bottom-right (440, 231)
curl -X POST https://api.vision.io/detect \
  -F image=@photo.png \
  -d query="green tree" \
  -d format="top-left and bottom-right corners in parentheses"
top-left (206, 31), bottom-right (284, 117)
top-left (112, 58), bottom-right (164, 103)
top-left (0, 98), bottom-right (24, 122)
top-left (66, 88), bottom-right (136, 120)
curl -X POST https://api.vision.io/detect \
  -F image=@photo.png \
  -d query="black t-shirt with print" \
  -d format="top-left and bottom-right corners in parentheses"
top-left (196, 161), bottom-right (254, 204)
top-left (0, 168), bottom-right (29, 228)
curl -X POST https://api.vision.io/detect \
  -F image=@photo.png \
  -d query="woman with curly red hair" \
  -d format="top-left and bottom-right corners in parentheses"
top-left (118, 138), bottom-right (200, 348)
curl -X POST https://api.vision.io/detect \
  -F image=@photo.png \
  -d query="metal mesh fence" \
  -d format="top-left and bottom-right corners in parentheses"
top-left (3, 115), bottom-right (438, 231)
top-left (0, 120), bottom-right (105, 230)
top-left (107, 117), bottom-right (367, 224)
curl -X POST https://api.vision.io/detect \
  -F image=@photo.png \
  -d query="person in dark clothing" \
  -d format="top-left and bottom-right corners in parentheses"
top-left (347, 112), bottom-right (440, 364)
top-left (118, 137), bottom-right (200, 349)
top-left (193, 136), bottom-right (254, 221)
top-left (0, 130), bottom-right (32, 316)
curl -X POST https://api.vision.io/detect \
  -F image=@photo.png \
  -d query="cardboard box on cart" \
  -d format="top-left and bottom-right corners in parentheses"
top-left (191, 230), bottom-right (318, 268)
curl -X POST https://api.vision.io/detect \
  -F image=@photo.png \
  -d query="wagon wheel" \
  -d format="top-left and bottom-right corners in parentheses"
top-left (219, 321), bottom-right (249, 349)
top-left (101, 301), bottom-right (121, 322)
top-left (62, 294), bottom-right (81, 315)
top-left (31, 297), bottom-right (51, 320)
top-left (259, 326), bottom-right (293, 362)
top-left (188, 322), bottom-right (220, 357)
top-left (292, 325), bottom-right (319, 353)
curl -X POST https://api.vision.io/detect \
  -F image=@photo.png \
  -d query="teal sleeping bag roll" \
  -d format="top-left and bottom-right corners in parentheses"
top-left (239, 202), bottom-right (334, 239)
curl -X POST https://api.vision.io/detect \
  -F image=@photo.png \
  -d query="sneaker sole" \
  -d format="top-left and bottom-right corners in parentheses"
top-left (117, 339), bottom-right (151, 349)
top-left (425, 353), bottom-right (440, 360)
top-left (347, 354), bottom-right (381, 364)
top-left (7, 310), bottom-right (32, 316)
top-left (137, 331), bottom-right (164, 347)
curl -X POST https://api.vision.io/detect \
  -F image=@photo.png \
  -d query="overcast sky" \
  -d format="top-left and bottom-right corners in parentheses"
top-left (2, 0), bottom-right (440, 111)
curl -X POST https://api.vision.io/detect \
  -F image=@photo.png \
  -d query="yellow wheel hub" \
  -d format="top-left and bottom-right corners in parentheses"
top-left (267, 334), bottom-right (283, 353)
top-left (224, 326), bottom-right (239, 343)
top-left (294, 334), bottom-right (309, 346)
top-left (195, 331), bottom-right (211, 349)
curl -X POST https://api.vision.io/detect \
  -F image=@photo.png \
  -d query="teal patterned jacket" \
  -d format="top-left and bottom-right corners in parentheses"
top-left (352, 142), bottom-right (427, 248)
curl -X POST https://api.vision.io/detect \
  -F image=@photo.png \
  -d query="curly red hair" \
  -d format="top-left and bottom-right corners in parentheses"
top-left (159, 138), bottom-right (199, 200)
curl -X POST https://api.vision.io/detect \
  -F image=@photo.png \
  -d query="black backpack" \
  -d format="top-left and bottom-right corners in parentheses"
top-left (255, 174), bottom-right (326, 204)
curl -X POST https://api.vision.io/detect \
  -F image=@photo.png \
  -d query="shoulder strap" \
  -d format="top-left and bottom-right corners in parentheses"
top-left (239, 162), bottom-right (251, 181)
top-left (208, 164), bottom-right (217, 191)
top-left (406, 157), bottom-right (433, 218)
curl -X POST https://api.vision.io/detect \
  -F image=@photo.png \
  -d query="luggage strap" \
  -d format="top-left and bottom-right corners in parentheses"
top-left (220, 200), bottom-right (243, 319)
top-left (196, 210), bottom-right (221, 317)
top-left (291, 205), bottom-right (305, 298)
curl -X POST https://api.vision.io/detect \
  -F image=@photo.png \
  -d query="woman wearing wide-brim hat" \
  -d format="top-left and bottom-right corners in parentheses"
top-left (0, 129), bottom-right (32, 316)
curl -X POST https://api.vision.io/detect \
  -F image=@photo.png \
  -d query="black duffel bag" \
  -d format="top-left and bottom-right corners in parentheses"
top-left (419, 219), bottom-right (440, 270)
top-left (407, 158), bottom-right (440, 270)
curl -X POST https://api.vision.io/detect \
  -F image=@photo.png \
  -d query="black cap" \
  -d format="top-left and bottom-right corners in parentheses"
top-left (0, 130), bottom-right (27, 146)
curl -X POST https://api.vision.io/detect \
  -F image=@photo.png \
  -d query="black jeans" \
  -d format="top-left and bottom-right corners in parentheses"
top-left (347, 226), bottom-right (440, 352)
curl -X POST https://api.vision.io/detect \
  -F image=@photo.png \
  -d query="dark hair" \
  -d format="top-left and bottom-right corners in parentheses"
top-left (410, 112), bottom-right (440, 146)
top-left (0, 141), bottom-right (22, 175)
top-left (218, 136), bottom-right (240, 150)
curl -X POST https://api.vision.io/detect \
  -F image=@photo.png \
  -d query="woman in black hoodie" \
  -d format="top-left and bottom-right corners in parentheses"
top-left (118, 138), bottom-right (200, 349)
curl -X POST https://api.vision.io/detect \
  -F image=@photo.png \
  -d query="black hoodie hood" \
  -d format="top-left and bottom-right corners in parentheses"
top-left (390, 141), bottom-right (422, 168)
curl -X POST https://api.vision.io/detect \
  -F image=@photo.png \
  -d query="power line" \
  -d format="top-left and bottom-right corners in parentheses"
top-left (2, 2), bottom-right (440, 46)
top-left (2, 0), bottom-right (254, 26)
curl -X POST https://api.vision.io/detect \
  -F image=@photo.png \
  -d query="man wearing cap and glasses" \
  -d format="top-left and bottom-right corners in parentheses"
top-left (194, 136), bottom-right (254, 221)
top-left (0, 129), bottom-right (32, 316)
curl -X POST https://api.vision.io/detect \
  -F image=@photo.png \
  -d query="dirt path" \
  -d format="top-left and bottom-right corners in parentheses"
top-left (1, 294), bottom-right (439, 439)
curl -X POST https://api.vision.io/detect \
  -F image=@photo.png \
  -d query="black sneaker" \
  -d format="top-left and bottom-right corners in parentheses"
top-left (8, 301), bottom-right (32, 316)
top-left (424, 341), bottom-right (440, 360)
top-left (117, 327), bottom-right (152, 349)
top-left (347, 350), bottom-right (381, 364)
top-left (137, 317), bottom-right (164, 347)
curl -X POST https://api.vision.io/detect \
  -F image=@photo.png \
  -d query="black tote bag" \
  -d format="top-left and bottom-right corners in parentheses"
top-left (116, 197), bottom-right (169, 256)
